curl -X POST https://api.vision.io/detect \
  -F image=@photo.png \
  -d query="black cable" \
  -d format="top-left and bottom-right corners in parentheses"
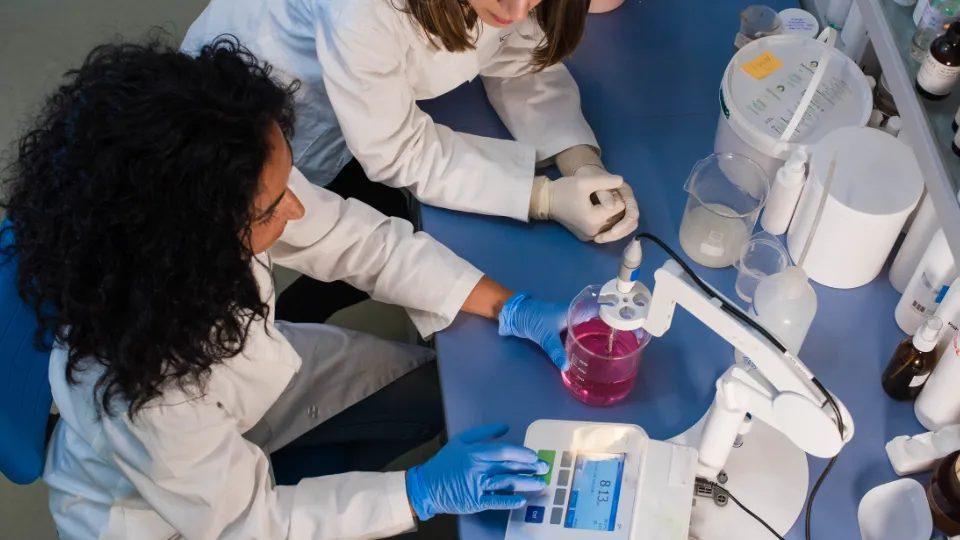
top-left (636, 233), bottom-right (788, 353)
top-left (635, 233), bottom-right (845, 540)
top-left (702, 480), bottom-right (786, 540)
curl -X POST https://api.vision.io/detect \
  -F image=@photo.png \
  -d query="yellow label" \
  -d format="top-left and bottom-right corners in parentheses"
top-left (741, 52), bottom-right (784, 80)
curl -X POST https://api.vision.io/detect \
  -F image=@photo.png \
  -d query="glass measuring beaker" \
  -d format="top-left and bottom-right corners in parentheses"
top-left (678, 153), bottom-right (769, 269)
top-left (561, 285), bottom-right (651, 407)
top-left (736, 231), bottom-right (790, 304)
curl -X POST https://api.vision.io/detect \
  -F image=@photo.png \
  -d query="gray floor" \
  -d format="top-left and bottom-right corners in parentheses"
top-left (0, 2), bottom-right (446, 538)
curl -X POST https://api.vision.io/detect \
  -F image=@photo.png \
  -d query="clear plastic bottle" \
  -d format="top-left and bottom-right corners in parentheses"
top-left (751, 266), bottom-right (818, 354)
top-left (911, 0), bottom-right (960, 61)
top-left (882, 317), bottom-right (943, 401)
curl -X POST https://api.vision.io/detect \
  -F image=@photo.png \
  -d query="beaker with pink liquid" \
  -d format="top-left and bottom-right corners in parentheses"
top-left (561, 285), bottom-right (651, 406)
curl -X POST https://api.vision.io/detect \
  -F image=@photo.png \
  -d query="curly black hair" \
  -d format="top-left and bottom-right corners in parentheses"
top-left (1, 37), bottom-right (298, 417)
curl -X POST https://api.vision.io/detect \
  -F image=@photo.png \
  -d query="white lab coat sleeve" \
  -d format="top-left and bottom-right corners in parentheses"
top-left (480, 19), bottom-right (599, 162)
top-left (270, 168), bottom-right (483, 337)
top-left (103, 396), bottom-right (416, 540)
top-left (314, 7), bottom-right (536, 221)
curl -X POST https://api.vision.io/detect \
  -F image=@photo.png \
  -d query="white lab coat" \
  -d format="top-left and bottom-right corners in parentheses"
top-left (182, 0), bottom-right (598, 221)
top-left (43, 168), bottom-right (483, 540)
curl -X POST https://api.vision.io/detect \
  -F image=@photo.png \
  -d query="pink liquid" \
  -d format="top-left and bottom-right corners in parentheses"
top-left (561, 318), bottom-right (645, 407)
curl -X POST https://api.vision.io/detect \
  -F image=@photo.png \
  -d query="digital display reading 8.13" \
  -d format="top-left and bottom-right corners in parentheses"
top-left (564, 452), bottom-right (625, 532)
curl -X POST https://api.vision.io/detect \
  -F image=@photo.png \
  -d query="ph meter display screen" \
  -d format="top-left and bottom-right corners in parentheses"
top-left (563, 452), bottom-right (625, 532)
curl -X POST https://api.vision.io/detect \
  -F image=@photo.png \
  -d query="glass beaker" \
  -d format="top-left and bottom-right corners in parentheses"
top-left (737, 5), bottom-right (782, 50)
top-left (679, 153), bottom-right (769, 269)
top-left (561, 285), bottom-right (651, 407)
top-left (736, 231), bottom-right (790, 304)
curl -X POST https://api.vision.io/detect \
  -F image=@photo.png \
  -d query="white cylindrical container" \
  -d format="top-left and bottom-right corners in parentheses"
top-left (915, 0), bottom-right (930, 25)
top-left (715, 31), bottom-right (873, 181)
top-left (868, 110), bottom-right (885, 128)
top-left (891, 194), bottom-right (939, 293)
top-left (788, 127), bottom-right (925, 289)
top-left (895, 229), bottom-right (957, 334)
top-left (915, 325), bottom-right (960, 430)
top-left (779, 8), bottom-right (820, 38)
top-left (884, 116), bottom-right (904, 137)
top-left (840, 1), bottom-right (869, 63)
top-left (761, 150), bottom-right (808, 235)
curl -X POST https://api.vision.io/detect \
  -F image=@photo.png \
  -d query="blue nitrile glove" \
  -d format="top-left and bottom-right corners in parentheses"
top-left (406, 424), bottom-right (549, 521)
top-left (498, 292), bottom-right (570, 371)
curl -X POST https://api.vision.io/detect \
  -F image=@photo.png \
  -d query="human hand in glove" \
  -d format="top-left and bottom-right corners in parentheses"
top-left (406, 424), bottom-right (549, 520)
top-left (529, 173), bottom-right (626, 241)
top-left (578, 164), bottom-right (640, 244)
top-left (497, 292), bottom-right (569, 372)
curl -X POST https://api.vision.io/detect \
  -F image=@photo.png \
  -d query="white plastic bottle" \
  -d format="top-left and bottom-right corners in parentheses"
top-left (826, 0), bottom-right (854, 30)
top-left (840, 1), bottom-right (868, 63)
top-left (890, 194), bottom-right (938, 293)
top-left (915, 324), bottom-right (960, 430)
top-left (751, 266), bottom-right (818, 354)
top-left (933, 277), bottom-right (960, 357)
top-left (761, 150), bottom-right (807, 236)
top-left (895, 229), bottom-right (957, 334)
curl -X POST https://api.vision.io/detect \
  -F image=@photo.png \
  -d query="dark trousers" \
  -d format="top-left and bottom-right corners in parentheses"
top-left (270, 159), bottom-right (440, 485)
top-left (270, 361), bottom-right (444, 485)
top-left (274, 159), bottom-right (413, 324)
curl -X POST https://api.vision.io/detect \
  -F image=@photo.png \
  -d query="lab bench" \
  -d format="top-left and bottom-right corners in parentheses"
top-left (419, 1), bottom-right (922, 539)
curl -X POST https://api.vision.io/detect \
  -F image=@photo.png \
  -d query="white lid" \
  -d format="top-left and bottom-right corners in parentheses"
top-left (723, 35), bottom-right (873, 158)
top-left (779, 8), bottom-right (820, 37)
top-left (810, 127), bottom-right (924, 215)
top-left (857, 479), bottom-right (932, 540)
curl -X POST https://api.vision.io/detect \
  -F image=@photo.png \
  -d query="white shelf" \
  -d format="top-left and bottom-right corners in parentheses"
top-left (857, 0), bottom-right (960, 258)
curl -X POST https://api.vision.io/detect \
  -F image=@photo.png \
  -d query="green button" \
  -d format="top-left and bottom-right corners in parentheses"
top-left (537, 450), bottom-right (556, 485)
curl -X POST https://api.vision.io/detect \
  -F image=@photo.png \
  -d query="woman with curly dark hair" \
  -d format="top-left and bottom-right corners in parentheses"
top-left (1, 38), bottom-right (571, 539)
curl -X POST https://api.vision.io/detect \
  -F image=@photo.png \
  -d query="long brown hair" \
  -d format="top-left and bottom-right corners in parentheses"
top-left (402, 0), bottom-right (590, 70)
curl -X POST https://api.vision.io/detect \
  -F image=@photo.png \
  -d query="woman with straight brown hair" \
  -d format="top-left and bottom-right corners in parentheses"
top-left (184, 0), bottom-right (639, 323)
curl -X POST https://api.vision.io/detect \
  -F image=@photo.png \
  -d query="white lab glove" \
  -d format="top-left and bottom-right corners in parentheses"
top-left (576, 164), bottom-right (640, 244)
top-left (542, 145), bottom-right (640, 243)
top-left (530, 173), bottom-right (627, 241)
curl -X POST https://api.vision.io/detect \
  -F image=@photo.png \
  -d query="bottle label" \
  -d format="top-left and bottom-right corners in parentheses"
top-left (918, 55), bottom-right (960, 96)
top-left (700, 231), bottom-right (725, 257)
top-left (919, 4), bottom-right (947, 30)
top-left (911, 272), bottom-right (949, 315)
top-left (734, 32), bottom-right (752, 50)
top-left (909, 372), bottom-right (931, 388)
